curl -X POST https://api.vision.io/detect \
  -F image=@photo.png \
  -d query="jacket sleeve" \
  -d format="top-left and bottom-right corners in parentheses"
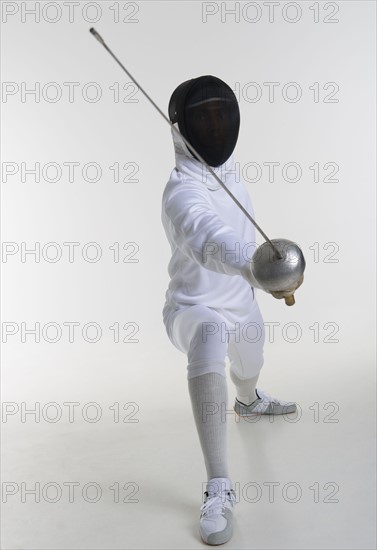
top-left (164, 184), bottom-right (264, 289)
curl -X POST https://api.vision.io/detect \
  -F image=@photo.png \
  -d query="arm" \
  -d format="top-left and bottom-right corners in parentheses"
top-left (164, 184), bottom-right (265, 290)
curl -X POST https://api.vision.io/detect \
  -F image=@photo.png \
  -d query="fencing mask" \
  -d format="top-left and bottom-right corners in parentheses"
top-left (168, 75), bottom-right (240, 168)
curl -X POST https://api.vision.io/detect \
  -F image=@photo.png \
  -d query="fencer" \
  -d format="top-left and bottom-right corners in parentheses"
top-left (161, 75), bottom-right (303, 546)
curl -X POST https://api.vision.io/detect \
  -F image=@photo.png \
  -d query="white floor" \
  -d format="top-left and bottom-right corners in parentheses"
top-left (2, 316), bottom-right (376, 550)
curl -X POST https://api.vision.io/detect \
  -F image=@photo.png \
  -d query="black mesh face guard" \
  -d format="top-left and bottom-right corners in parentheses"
top-left (168, 75), bottom-right (240, 167)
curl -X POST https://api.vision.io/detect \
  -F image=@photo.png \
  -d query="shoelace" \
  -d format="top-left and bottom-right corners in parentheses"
top-left (200, 489), bottom-right (236, 518)
top-left (238, 389), bottom-right (279, 407)
top-left (256, 388), bottom-right (280, 404)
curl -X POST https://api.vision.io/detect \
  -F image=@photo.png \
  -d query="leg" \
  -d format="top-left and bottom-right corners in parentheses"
top-left (169, 305), bottom-right (237, 546)
top-left (188, 372), bottom-right (229, 480)
top-left (227, 298), bottom-right (266, 405)
top-left (229, 369), bottom-right (260, 407)
top-left (170, 305), bottom-right (229, 481)
top-left (226, 300), bottom-right (297, 416)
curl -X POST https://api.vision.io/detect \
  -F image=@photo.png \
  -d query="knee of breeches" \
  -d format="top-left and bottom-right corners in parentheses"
top-left (186, 322), bottom-right (228, 380)
top-left (187, 363), bottom-right (227, 380)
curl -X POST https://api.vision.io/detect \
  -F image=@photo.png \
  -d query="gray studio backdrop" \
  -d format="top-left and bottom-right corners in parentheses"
top-left (1, 1), bottom-right (376, 549)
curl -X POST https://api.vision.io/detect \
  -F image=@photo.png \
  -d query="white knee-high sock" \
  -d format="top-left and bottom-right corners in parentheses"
top-left (230, 369), bottom-right (260, 406)
top-left (188, 372), bottom-right (229, 481)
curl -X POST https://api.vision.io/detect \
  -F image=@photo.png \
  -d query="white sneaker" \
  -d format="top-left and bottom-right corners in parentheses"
top-left (199, 477), bottom-right (236, 545)
top-left (234, 387), bottom-right (297, 416)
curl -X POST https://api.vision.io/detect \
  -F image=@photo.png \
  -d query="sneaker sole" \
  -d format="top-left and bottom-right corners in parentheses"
top-left (234, 403), bottom-right (297, 416)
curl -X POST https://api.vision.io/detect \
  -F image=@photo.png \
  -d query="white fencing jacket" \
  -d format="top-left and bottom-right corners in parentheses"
top-left (161, 124), bottom-right (263, 327)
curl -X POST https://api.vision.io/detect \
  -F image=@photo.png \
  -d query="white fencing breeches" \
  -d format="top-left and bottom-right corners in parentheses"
top-left (165, 300), bottom-right (266, 380)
